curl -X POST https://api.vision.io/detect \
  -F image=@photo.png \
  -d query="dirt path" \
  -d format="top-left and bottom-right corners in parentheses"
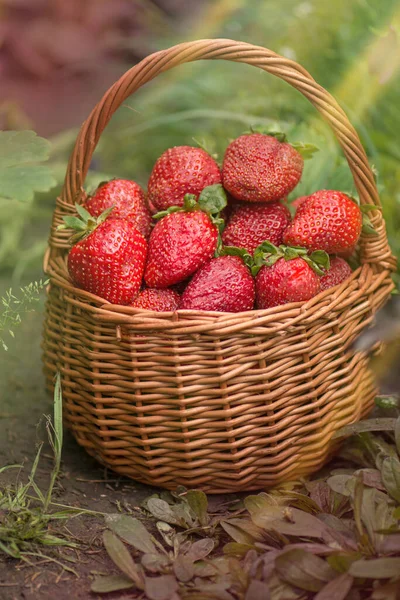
top-left (0, 277), bottom-right (155, 599)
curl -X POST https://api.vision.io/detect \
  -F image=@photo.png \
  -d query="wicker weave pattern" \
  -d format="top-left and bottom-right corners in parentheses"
top-left (43, 39), bottom-right (396, 493)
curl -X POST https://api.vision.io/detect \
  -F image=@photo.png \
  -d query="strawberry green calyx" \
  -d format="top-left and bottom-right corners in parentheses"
top-left (198, 184), bottom-right (227, 215)
top-left (360, 204), bottom-right (381, 236)
top-left (57, 202), bottom-right (114, 245)
top-left (153, 184), bottom-right (228, 222)
top-left (220, 245), bottom-right (254, 268)
top-left (251, 241), bottom-right (330, 277)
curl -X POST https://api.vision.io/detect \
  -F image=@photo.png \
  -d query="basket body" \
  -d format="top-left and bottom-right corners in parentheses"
top-left (42, 39), bottom-right (396, 493)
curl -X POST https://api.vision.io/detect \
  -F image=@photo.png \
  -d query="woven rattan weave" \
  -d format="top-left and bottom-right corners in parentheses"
top-left (42, 39), bottom-right (396, 493)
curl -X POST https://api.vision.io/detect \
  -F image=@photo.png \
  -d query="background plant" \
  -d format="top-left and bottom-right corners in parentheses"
top-left (1, 0), bottom-right (400, 281)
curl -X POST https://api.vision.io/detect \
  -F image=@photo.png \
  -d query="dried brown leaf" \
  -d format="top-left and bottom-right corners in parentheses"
top-left (105, 514), bottom-right (157, 554)
top-left (141, 553), bottom-right (170, 574)
top-left (314, 573), bottom-right (354, 600)
top-left (245, 497), bottom-right (328, 539)
top-left (395, 417), bottom-right (400, 455)
top-left (102, 530), bottom-right (143, 588)
top-left (185, 538), bottom-right (215, 562)
top-left (245, 580), bottom-right (270, 600)
top-left (147, 498), bottom-right (186, 527)
top-left (144, 574), bottom-right (179, 600)
top-left (349, 557), bottom-right (400, 579)
top-left (307, 481), bottom-right (349, 516)
top-left (173, 554), bottom-right (194, 582)
top-left (371, 581), bottom-right (400, 599)
top-left (221, 518), bottom-right (264, 543)
top-left (275, 549), bottom-right (336, 592)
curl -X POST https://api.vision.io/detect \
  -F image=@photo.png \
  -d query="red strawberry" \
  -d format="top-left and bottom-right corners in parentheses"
top-left (147, 146), bottom-right (221, 211)
top-left (86, 179), bottom-right (152, 238)
top-left (180, 256), bottom-right (255, 312)
top-left (291, 196), bottom-right (308, 211)
top-left (144, 210), bottom-right (218, 288)
top-left (222, 133), bottom-right (303, 203)
top-left (222, 201), bottom-right (291, 254)
top-left (255, 257), bottom-right (320, 309)
top-left (283, 190), bottom-right (362, 254)
top-left (131, 288), bottom-right (180, 311)
top-left (320, 257), bottom-right (352, 291)
top-left (67, 219), bottom-right (147, 305)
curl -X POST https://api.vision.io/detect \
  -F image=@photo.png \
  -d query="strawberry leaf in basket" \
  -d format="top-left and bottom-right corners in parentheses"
top-left (0, 130), bottom-right (56, 202)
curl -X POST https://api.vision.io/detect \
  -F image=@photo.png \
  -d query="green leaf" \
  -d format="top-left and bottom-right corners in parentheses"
top-left (74, 203), bottom-right (92, 222)
top-left (0, 130), bottom-right (56, 201)
top-left (53, 372), bottom-right (63, 465)
top-left (360, 204), bottom-right (382, 214)
top-left (198, 184), bottom-right (227, 214)
top-left (332, 418), bottom-right (398, 439)
top-left (362, 214), bottom-right (379, 236)
top-left (275, 549), bottom-right (336, 592)
top-left (221, 246), bottom-right (254, 268)
top-left (303, 255), bottom-right (325, 276)
top-left (223, 542), bottom-right (255, 557)
top-left (349, 557), bottom-right (400, 579)
top-left (153, 205), bottom-right (183, 220)
top-left (290, 141), bottom-right (319, 159)
top-left (381, 457), bottom-right (400, 503)
top-left (59, 216), bottom-right (87, 231)
top-left (309, 250), bottom-right (331, 271)
top-left (0, 464), bottom-right (22, 474)
top-left (102, 530), bottom-right (143, 587)
top-left (185, 490), bottom-right (209, 527)
top-left (375, 396), bottom-right (400, 410)
top-left (105, 514), bottom-right (157, 554)
top-left (246, 126), bottom-right (287, 142)
top-left (91, 574), bottom-right (134, 594)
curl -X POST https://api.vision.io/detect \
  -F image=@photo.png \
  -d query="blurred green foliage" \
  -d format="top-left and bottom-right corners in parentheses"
top-left (2, 0), bottom-right (400, 279)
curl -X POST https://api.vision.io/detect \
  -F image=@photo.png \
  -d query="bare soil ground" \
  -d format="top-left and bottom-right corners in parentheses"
top-left (0, 276), bottom-right (156, 599)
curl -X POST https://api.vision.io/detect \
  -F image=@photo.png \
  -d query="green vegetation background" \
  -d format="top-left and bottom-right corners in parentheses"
top-left (2, 0), bottom-right (400, 280)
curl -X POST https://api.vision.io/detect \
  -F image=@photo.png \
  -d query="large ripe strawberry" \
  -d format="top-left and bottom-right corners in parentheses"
top-left (320, 257), bottom-right (353, 291)
top-left (283, 190), bottom-right (362, 254)
top-left (222, 133), bottom-right (303, 203)
top-left (131, 288), bottom-right (180, 311)
top-left (251, 242), bottom-right (329, 309)
top-left (147, 146), bottom-right (221, 211)
top-left (145, 210), bottom-right (218, 288)
top-left (60, 207), bottom-right (147, 305)
top-left (85, 179), bottom-right (152, 239)
top-left (144, 186), bottom-right (226, 289)
top-left (222, 201), bottom-right (291, 254)
top-left (255, 257), bottom-right (320, 309)
top-left (179, 255), bottom-right (255, 312)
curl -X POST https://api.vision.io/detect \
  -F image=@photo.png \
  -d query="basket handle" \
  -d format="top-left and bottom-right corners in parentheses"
top-left (48, 38), bottom-right (396, 272)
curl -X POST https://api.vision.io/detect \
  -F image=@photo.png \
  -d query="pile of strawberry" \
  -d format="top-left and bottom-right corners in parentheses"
top-left (60, 132), bottom-right (370, 313)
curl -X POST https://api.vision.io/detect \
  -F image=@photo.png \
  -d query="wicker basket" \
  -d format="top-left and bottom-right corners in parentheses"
top-left (43, 39), bottom-right (396, 494)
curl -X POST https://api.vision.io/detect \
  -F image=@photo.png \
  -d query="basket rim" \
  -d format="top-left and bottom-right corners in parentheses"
top-left (46, 255), bottom-right (394, 334)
